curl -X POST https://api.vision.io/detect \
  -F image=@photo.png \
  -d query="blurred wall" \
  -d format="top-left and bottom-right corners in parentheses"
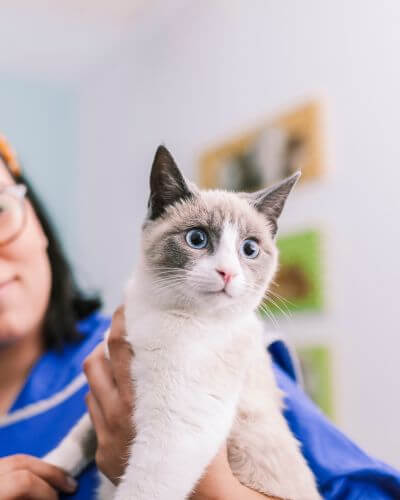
top-left (0, 74), bottom-right (78, 257)
top-left (76, 0), bottom-right (400, 467)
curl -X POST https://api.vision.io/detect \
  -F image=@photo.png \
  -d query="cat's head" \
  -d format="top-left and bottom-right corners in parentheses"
top-left (141, 145), bottom-right (299, 315)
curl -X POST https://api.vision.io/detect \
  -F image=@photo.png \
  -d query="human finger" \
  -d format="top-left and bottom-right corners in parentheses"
top-left (83, 343), bottom-right (119, 419)
top-left (0, 469), bottom-right (59, 499)
top-left (108, 307), bottom-right (134, 405)
top-left (0, 455), bottom-right (76, 494)
top-left (85, 391), bottom-right (108, 446)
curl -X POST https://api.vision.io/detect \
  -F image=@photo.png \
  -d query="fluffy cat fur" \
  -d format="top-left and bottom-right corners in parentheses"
top-left (45, 146), bottom-right (320, 499)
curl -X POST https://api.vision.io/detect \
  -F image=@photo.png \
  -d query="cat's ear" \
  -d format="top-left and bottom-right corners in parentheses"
top-left (148, 145), bottom-right (193, 220)
top-left (249, 172), bottom-right (301, 237)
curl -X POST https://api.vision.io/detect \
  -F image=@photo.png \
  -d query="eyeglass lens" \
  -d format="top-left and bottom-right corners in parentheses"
top-left (0, 191), bottom-right (25, 244)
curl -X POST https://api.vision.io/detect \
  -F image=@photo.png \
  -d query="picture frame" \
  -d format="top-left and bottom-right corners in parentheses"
top-left (198, 100), bottom-right (323, 191)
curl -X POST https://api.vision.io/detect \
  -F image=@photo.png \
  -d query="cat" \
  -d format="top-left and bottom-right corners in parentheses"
top-left (45, 145), bottom-right (320, 500)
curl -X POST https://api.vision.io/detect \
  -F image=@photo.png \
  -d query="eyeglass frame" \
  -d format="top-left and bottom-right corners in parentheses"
top-left (0, 183), bottom-right (28, 247)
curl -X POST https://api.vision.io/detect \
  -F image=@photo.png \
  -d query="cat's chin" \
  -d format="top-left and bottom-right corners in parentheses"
top-left (196, 293), bottom-right (258, 316)
top-left (201, 289), bottom-right (233, 298)
top-left (146, 284), bottom-right (259, 316)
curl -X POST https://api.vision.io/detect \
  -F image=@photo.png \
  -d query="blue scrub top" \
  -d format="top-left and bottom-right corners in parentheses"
top-left (0, 312), bottom-right (399, 499)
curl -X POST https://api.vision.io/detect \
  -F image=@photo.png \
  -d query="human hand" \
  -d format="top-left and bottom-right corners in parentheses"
top-left (0, 454), bottom-right (77, 499)
top-left (190, 443), bottom-right (280, 500)
top-left (84, 306), bottom-right (135, 485)
top-left (190, 443), bottom-right (239, 500)
top-left (84, 311), bottom-right (277, 498)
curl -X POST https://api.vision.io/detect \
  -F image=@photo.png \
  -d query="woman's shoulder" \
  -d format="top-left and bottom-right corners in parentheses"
top-left (68, 312), bottom-right (112, 371)
top-left (41, 311), bottom-right (111, 395)
top-left (0, 311), bottom-right (111, 499)
top-left (0, 311), bottom-right (111, 450)
top-left (18, 311), bottom-right (111, 407)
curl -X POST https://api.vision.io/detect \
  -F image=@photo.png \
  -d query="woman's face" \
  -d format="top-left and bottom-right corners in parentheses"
top-left (0, 162), bottom-right (51, 344)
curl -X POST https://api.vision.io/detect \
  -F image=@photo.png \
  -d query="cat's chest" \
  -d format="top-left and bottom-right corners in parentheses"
top-left (125, 308), bottom-right (256, 364)
top-left (126, 311), bottom-right (257, 399)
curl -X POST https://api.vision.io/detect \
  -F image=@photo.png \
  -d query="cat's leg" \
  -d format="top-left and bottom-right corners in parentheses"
top-left (228, 353), bottom-right (320, 500)
top-left (43, 413), bottom-right (97, 478)
top-left (113, 409), bottom-right (236, 500)
top-left (113, 360), bottom-right (243, 500)
top-left (44, 332), bottom-right (111, 477)
top-left (43, 332), bottom-right (112, 483)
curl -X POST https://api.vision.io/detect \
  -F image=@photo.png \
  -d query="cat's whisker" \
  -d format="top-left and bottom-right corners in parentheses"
top-left (151, 277), bottom-right (189, 290)
top-left (151, 281), bottom-right (186, 290)
top-left (258, 302), bottom-right (279, 329)
top-left (152, 276), bottom-right (187, 285)
top-left (153, 282), bottom-right (187, 293)
top-left (268, 289), bottom-right (296, 310)
top-left (238, 283), bottom-right (292, 322)
top-left (265, 294), bottom-right (292, 321)
top-left (153, 275), bottom-right (216, 288)
top-left (143, 267), bottom-right (189, 277)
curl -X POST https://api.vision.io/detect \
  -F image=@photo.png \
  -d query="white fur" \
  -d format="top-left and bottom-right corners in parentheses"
top-left (44, 413), bottom-right (95, 477)
top-left (106, 222), bottom-right (320, 500)
top-left (45, 218), bottom-right (320, 500)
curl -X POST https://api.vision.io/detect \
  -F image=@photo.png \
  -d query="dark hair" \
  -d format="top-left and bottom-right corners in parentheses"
top-left (16, 172), bottom-right (102, 350)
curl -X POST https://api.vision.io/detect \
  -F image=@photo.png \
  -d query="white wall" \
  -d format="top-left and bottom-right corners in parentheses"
top-left (0, 74), bottom-right (78, 257)
top-left (76, 0), bottom-right (400, 467)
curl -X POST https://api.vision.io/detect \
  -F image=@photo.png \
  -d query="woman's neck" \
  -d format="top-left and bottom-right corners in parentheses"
top-left (0, 328), bottom-right (44, 415)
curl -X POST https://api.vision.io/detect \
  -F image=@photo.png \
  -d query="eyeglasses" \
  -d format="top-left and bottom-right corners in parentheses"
top-left (0, 184), bottom-right (27, 246)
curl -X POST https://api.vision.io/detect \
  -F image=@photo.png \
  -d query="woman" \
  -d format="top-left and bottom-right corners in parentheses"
top-left (0, 134), bottom-right (399, 499)
top-left (0, 134), bottom-right (277, 499)
top-left (0, 133), bottom-right (108, 499)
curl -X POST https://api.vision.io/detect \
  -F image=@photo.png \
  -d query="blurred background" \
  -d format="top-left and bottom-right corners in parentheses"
top-left (1, 0), bottom-right (399, 468)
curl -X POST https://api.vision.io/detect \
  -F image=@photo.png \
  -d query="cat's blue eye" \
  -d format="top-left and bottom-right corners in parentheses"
top-left (186, 228), bottom-right (208, 249)
top-left (240, 239), bottom-right (260, 259)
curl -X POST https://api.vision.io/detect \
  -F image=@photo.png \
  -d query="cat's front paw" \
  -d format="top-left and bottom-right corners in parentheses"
top-left (43, 442), bottom-right (88, 478)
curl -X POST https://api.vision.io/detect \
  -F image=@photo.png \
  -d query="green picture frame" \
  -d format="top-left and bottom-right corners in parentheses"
top-left (263, 229), bottom-right (323, 315)
top-left (297, 344), bottom-right (334, 418)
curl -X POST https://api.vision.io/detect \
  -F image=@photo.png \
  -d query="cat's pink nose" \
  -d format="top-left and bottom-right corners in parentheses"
top-left (216, 269), bottom-right (235, 284)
